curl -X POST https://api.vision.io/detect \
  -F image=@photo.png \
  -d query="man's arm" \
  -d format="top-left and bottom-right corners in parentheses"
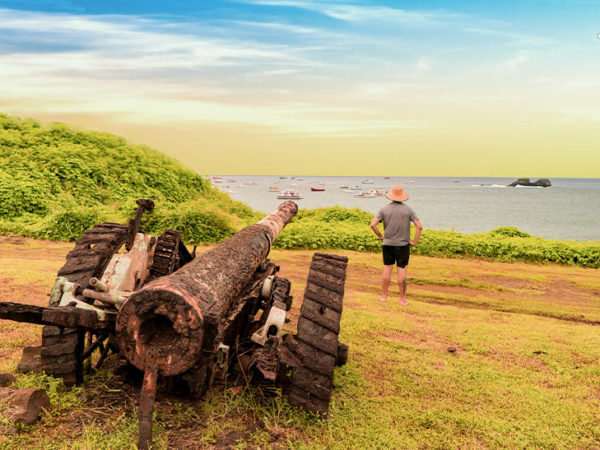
top-left (410, 219), bottom-right (423, 246)
top-left (370, 218), bottom-right (384, 240)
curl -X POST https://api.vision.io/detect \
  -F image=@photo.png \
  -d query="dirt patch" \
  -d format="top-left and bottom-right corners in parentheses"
top-left (379, 327), bottom-right (464, 355)
top-left (1, 237), bottom-right (26, 246)
top-left (475, 275), bottom-right (541, 292)
top-left (484, 348), bottom-right (550, 373)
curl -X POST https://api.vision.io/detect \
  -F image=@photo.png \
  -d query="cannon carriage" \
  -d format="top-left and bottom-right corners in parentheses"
top-left (0, 200), bottom-right (349, 448)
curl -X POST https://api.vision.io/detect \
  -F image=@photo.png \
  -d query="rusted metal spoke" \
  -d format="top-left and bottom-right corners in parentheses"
top-left (137, 364), bottom-right (158, 450)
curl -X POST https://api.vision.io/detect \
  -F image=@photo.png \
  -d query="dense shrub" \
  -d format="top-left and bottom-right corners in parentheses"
top-left (275, 207), bottom-right (600, 268)
top-left (489, 226), bottom-right (531, 238)
top-left (141, 200), bottom-right (236, 244)
top-left (0, 113), bottom-right (247, 241)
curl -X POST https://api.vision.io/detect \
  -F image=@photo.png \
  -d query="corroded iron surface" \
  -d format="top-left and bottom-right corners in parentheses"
top-left (116, 202), bottom-right (298, 376)
top-left (137, 364), bottom-right (158, 450)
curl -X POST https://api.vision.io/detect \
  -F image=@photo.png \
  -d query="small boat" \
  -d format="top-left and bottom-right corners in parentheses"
top-left (354, 191), bottom-right (376, 198)
top-left (311, 186), bottom-right (325, 192)
top-left (268, 187), bottom-right (279, 192)
top-left (350, 185), bottom-right (362, 190)
top-left (212, 176), bottom-right (223, 183)
top-left (408, 179), bottom-right (415, 184)
top-left (362, 179), bottom-right (374, 184)
top-left (383, 176), bottom-right (390, 179)
top-left (370, 189), bottom-right (386, 196)
top-left (277, 189), bottom-right (303, 199)
top-left (339, 185), bottom-right (349, 189)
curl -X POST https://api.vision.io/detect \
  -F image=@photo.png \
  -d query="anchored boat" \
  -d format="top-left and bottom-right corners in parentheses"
top-left (277, 189), bottom-right (303, 199)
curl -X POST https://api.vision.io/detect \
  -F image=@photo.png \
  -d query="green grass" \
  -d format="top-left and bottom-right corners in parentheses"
top-left (1, 240), bottom-right (599, 448)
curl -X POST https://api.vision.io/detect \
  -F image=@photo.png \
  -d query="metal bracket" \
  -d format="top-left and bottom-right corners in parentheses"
top-left (215, 343), bottom-right (230, 379)
top-left (53, 277), bottom-right (110, 321)
top-left (251, 303), bottom-right (287, 346)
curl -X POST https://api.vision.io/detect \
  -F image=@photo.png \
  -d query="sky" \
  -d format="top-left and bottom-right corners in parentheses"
top-left (0, 0), bottom-right (599, 177)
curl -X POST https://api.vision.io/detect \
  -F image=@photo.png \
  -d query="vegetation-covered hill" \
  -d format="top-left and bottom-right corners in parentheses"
top-left (0, 113), bottom-right (259, 242)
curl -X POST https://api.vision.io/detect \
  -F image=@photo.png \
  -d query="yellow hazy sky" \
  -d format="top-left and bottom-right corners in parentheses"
top-left (1, 2), bottom-right (599, 177)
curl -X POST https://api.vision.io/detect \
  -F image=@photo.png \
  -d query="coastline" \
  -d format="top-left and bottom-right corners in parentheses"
top-left (213, 175), bottom-right (600, 242)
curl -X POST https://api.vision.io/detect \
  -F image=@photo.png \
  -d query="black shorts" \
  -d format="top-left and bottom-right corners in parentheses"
top-left (382, 245), bottom-right (410, 267)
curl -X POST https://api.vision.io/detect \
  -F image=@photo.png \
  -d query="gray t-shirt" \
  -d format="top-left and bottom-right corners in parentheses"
top-left (375, 202), bottom-right (419, 246)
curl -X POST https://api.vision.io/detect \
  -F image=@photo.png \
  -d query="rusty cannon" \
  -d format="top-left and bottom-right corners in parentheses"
top-left (0, 200), bottom-right (349, 448)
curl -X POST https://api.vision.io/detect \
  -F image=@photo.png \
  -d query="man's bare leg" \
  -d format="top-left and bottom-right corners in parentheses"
top-left (397, 266), bottom-right (408, 305)
top-left (380, 265), bottom-right (394, 301)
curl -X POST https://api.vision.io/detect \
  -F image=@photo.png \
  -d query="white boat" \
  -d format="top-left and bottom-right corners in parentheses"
top-left (277, 189), bottom-right (303, 199)
top-left (362, 179), bottom-right (374, 184)
top-left (354, 191), bottom-right (376, 198)
top-left (350, 185), bottom-right (362, 190)
top-left (369, 188), bottom-right (386, 196)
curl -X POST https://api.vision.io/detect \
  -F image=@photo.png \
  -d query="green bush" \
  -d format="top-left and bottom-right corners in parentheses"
top-left (489, 226), bottom-right (531, 238)
top-left (0, 112), bottom-right (246, 242)
top-left (274, 207), bottom-right (600, 268)
top-left (142, 200), bottom-right (236, 244)
top-left (0, 170), bottom-right (52, 218)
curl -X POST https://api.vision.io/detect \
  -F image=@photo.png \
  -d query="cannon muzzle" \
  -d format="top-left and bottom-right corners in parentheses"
top-left (115, 201), bottom-right (298, 376)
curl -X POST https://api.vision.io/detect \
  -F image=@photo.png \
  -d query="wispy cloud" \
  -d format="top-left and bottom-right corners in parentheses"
top-left (463, 26), bottom-right (552, 47)
top-left (235, 0), bottom-right (458, 25)
top-left (0, 8), bottom-right (430, 137)
top-left (0, 2), bottom-right (596, 143)
top-left (503, 50), bottom-right (531, 71)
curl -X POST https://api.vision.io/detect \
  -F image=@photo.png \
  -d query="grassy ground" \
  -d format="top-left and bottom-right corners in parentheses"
top-left (0, 236), bottom-right (599, 448)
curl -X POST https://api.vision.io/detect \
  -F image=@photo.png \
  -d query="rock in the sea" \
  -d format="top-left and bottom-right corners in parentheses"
top-left (0, 388), bottom-right (51, 425)
top-left (507, 178), bottom-right (551, 187)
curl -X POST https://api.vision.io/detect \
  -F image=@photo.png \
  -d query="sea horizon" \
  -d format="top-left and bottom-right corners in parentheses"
top-left (209, 175), bottom-right (600, 242)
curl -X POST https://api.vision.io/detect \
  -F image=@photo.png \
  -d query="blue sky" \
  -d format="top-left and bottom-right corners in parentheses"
top-left (0, 0), bottom-right (598, 175)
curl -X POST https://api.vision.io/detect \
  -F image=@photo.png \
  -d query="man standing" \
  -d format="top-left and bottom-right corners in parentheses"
top-left (370, 184), bottom-right (423, 305)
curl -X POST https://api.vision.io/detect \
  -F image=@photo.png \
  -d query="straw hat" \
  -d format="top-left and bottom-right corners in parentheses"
top-left (386, 184), bottom-right (408, 202)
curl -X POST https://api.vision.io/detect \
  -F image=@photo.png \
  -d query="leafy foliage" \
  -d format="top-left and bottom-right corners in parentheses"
top-left (0, 113), bottom-right (249, 241)
top-left (275, 207), bottom-right (600, 268)
top-left (489, 226), bottom-right (531, 238)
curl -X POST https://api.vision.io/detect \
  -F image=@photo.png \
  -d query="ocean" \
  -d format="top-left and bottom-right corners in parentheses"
top-left (211, 176), bottom-right (600, 242)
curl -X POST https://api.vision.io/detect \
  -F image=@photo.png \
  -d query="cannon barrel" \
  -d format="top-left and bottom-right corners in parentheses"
top-left (115, 201), bottom-right (298, 376)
